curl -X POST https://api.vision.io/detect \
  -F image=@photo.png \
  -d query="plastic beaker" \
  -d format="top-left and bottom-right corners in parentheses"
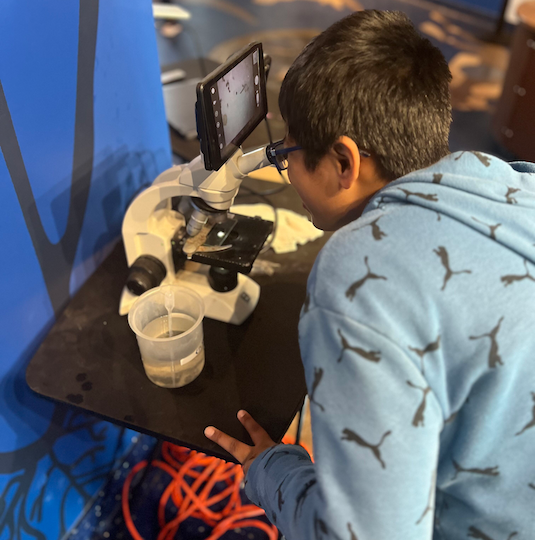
top-left (128, 285), bottom-right (205, 388)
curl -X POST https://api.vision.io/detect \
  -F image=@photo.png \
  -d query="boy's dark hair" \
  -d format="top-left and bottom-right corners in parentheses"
top-left (279, 10), bottom-right (452, 181)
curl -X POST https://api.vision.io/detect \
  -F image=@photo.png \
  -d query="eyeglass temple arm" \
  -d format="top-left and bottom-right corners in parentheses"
top-left (268, 141), bottom-right (371, 158)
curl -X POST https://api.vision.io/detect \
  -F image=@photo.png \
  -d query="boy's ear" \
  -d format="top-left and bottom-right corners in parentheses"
top-left (331, 136), bottom-right (361, 190)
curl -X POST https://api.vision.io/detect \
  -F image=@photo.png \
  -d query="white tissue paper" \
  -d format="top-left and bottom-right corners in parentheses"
top-left (230, 204), bottom-right (324, 254)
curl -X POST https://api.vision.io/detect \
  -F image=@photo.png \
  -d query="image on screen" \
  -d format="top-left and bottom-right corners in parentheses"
top-left (210, 49), bottom-right (261, 156)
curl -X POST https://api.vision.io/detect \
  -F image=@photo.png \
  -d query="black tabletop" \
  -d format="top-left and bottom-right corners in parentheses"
top-left (26, 180), bottom-right (329, 461)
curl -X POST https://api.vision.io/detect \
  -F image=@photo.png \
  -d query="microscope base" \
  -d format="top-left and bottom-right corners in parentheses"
top-left (119, 265), bottom-right (260, 325)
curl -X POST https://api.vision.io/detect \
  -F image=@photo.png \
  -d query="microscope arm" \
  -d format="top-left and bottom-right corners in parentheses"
top-left (120, 145), bottom-right (274, 322)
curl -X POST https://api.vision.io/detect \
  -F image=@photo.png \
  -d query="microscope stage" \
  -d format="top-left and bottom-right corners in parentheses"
top-left (172, 213), bottom-right (273, 274)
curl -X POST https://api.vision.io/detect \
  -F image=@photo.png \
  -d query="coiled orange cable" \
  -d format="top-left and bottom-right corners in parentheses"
top-left (121, 442), bottom-right (279, 540)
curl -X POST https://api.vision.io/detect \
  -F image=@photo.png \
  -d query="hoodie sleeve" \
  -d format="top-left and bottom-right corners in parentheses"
top-left (245, 307), bottom-right (443, 540)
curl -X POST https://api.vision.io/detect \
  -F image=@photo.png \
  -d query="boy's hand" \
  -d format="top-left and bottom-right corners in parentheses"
top-left (204, 410), bottom-right (276, 475)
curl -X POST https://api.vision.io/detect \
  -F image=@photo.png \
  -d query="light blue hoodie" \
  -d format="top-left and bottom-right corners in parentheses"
top-left (245, 151), bottom-right (535, 540)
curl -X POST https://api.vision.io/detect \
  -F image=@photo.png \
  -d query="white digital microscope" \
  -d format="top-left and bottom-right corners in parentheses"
top-left (120, 42), bottom-right (276, 325)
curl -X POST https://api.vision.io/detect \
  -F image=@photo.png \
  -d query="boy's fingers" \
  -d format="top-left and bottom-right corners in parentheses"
top-left (237, 410), bottom-right (272, 445)
top-left (204, 426), bottom-right (250, 463)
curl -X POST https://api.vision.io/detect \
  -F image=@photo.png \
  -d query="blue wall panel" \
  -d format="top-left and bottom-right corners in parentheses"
top-left (0, 2), bottom-right (79, 246)
top-left (70, 0), bottom-right (172, 292)
top-left (441, 0), bottom-right (503, 17)
top-left (0, 0), bottom-right (171, 538)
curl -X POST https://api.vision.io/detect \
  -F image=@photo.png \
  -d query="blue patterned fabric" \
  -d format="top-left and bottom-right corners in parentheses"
top-left (245, 151), bottom-right (535, 539)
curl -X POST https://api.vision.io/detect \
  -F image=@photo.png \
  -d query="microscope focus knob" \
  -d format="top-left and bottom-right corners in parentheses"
top-left (208, 266), bottom-right (238, 293)
top-left (126, 256), bottom-right (167, 296)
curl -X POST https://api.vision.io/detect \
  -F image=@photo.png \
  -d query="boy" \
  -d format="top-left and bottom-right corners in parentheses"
top-left (205, 10), bottom-right (535, 539)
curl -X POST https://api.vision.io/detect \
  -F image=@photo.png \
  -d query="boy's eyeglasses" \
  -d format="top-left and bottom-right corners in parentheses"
top-left (266, 140), bottom-right (302, 171)
top-left (266, 139), bottom-right (370, 172)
